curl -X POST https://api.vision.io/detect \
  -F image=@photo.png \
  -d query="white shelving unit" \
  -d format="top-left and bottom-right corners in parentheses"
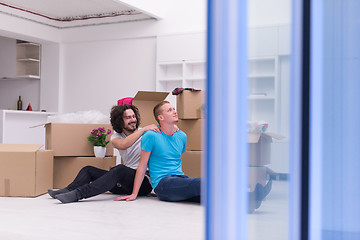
top-left (156, 60), bottom-right (205, 107)
top-left (15, 41), bottom-right (41, 79)
top-left (248, 56), bottom-right (279, 133)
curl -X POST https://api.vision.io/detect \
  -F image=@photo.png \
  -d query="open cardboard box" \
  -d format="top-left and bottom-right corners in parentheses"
top-left (0, 144), bottom-right (54, 197)
top-left (132, 91), bottom-right (169, 127)
top-left (248, 132), bottom-right (285, 166)
top-left (176, 90), bottom-right (203, 119)
top-left (45, 123), bottom-right (114, 157)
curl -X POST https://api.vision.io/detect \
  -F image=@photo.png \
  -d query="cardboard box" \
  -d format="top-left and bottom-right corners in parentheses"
top-left (176, 90), bottom-right (203, 119)
top-left (177, 119), bottom-right (203, 151)
top-left (132, 91), bottom-right (169, 127)
top-left (181, 151), bottom-right (202, 178)
top-left (248, 132), bottom-right (284, 166)
top-left (45, 123), bottom-right (114, 157)
top-left (53, 156), bottom-right (116, 189)
top-left (0, 144), bottom-right (54, 197)
top-left (248, 166), bottom-right (267, 191)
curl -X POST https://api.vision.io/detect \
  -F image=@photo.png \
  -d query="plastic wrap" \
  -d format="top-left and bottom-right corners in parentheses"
top-left (47, 110), bottom-right (110, 124)
top-left (247, 120), bottom-right (269, 133)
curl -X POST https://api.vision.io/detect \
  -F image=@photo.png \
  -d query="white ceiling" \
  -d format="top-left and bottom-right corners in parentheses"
top-left (0, 0), bottom-right (159, 29)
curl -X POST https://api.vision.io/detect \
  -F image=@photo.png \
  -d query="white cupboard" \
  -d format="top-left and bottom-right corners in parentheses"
top-left (15, 41), bottom-right (41, 79)
top-left (0, 37), bottom-right (41, 80)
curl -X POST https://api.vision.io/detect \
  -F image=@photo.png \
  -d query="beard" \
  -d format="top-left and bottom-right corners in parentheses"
top-left (123, 122), bottom-right (137, 133)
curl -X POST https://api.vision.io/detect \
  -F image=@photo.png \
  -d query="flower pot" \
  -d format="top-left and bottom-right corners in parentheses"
top-left (93, 146), bottom-right (106, 158)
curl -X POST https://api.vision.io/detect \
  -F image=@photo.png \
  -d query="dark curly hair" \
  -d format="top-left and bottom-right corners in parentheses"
top-left (110, 104), bottom-right (141, 133)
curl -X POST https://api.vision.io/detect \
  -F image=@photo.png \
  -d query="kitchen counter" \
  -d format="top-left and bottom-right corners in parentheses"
top-left (0, 110), bottom-right (57, 147)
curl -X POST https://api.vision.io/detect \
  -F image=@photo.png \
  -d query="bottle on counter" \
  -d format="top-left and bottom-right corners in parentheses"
top-left (17, 96), bottom-right (22, 110)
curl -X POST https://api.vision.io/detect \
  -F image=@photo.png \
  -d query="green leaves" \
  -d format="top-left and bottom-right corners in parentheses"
top-left (88, 127), bottom-right (111, 147)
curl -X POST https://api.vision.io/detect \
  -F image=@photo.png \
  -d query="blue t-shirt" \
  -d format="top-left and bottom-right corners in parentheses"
top-left (141, 128), bottom-right (187, 189)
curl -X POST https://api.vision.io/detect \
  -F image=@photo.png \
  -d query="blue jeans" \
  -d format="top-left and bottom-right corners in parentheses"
top-left (154, 175), bottom-right (201, 203)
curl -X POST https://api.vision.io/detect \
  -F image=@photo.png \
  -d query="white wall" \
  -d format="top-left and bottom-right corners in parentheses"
top-left (58, 0), bottom-right (207, 114)
top-left (0, 0), bottom-right (207, 114)
top-left (248, 0), bottom-right (291, 27)
top-left (0, 0), bottom-right (291, 115)
top-left (40, 43), bottom-right (62, 112)
top-left (62, 37), bottom-right (156, 115)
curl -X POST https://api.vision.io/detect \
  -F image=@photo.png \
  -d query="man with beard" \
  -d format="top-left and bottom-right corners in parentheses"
top-left (48, 104), bottom-right (160, 204)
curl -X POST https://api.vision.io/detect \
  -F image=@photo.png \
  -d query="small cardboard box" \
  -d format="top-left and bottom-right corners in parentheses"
top-left (248, 166), bottom-right (267, 191)
top-left (0, 144), bottom-right (54, 197)
top-left (45, 123), bottom-right (114, 157)
top-left (177, 119), bottom-right (203, 151)
top-left (53, 156), bottom-right (116, 189)
top-left (248, 132), bottom-right (284, 166)
top-left (181, 151), bottom-right (202, 178)
top-left (132, 91), bottom-right (169, 127)
top-left (176, 90), bottom-right (203, 119)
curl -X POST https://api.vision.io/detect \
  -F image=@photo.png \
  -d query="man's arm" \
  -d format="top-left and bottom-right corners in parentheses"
top-left (111, 124), bottom-right (159, 150)
top-left (114, 149), bottom-right (151, 201)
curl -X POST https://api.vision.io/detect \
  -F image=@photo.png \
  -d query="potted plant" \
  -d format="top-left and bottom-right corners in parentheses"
top-left (88, 127), bottom-right (112, 157)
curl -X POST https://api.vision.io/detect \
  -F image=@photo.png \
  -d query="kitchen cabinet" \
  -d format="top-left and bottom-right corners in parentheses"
top-left (0, 37), bottom-right (41, 80)
top-left (15, 41), bottom-right (41, 79)
top-left (0, 37), bottom-right (43, 111)
top-left (156, 60), bottom-right (205, 108)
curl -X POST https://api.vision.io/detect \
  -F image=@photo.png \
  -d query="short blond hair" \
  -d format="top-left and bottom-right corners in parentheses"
top-left (153, 101), bottom-right (170, 124)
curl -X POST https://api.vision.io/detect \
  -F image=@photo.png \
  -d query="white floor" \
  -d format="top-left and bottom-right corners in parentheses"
top-left (0, 181), bottom-right (288, 240)
top-left (248, 180), bottom-right (289, 240)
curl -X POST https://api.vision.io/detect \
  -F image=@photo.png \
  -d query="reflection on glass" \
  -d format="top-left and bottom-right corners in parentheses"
top-left (310, 1), bottom-right (360, 239)
top-left (247, 1), bottom-right (291, 240)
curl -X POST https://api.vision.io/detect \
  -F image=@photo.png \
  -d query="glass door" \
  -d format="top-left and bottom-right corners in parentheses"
top-left (247, 1), bottom-right (292, 240)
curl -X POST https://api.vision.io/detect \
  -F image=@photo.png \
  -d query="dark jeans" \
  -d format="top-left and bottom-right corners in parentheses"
top-left (154, 175), bottom-right (201, 203)
top-left (66, 165), bottom-right (152, 200)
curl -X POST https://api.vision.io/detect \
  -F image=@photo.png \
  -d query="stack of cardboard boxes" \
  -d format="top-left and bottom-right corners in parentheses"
top-left (176, 90), bottom-right (203, 178)
top-left (45, 123), bottom-right (116, 189)
top-left (132, 90), bottom-right (204, 179)
top-left (248, 132), bottom-right (284, 191)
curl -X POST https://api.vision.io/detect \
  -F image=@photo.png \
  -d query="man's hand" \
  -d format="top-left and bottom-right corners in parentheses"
top-left (143, 124), bottom-right (160, 133)
top-left (114, 194), bottom-right (137, 202)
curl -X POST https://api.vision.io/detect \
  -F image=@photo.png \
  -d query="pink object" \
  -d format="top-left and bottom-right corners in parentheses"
top-left (117, 97), bottom-right (134, 106)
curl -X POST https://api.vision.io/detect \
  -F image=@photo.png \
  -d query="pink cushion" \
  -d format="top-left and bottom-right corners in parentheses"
top-left (117, 97), bottom-right (134, 106)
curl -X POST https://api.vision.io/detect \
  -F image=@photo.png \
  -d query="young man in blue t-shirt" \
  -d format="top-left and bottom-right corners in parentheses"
top-left (115, 100), bottom-right (200, 202)
top-left (116, 101), bottom-right (270, 212)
